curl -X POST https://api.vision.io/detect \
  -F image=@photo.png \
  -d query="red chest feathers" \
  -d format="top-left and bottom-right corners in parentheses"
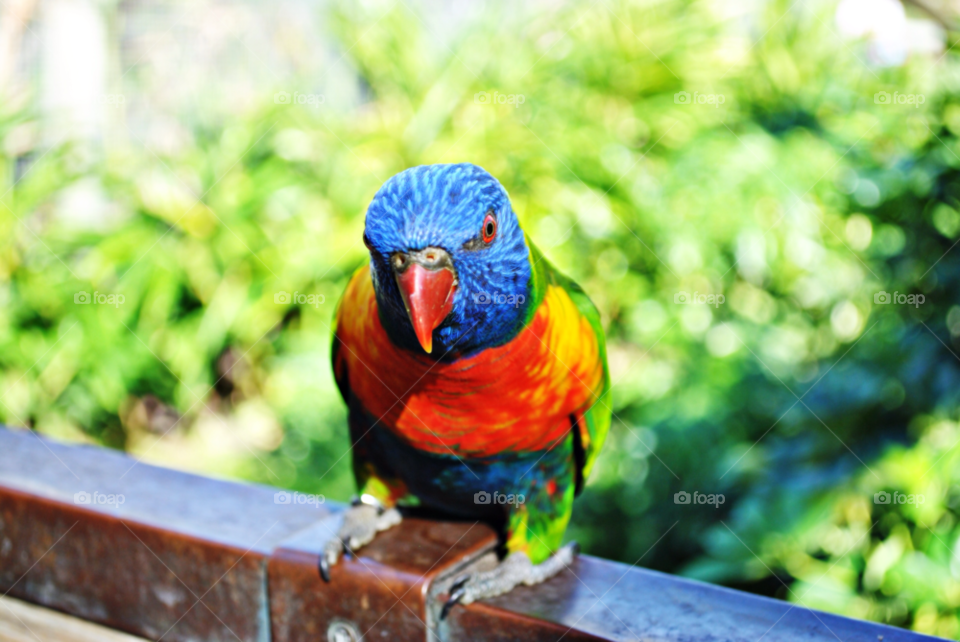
top-left (334, 266), bottom-right (604, 457)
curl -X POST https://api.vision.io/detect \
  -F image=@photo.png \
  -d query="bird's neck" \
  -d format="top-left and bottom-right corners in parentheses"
top-left (372, 256), bottom-right (534, 361)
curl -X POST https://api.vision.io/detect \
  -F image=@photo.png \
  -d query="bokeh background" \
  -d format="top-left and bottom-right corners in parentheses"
top-left (2, 0), bottom-right (960, 636)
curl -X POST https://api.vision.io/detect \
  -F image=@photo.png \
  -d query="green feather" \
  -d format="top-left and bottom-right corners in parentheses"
top-left (525, 238), bottom-right (612, 489)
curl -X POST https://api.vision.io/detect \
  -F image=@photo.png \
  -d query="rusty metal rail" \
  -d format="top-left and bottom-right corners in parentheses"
top-left (0, 427), bottom-right (943, 641)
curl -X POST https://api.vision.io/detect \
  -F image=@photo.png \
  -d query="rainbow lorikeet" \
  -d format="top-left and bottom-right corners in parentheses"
top-left (322, 163), bottom-right (610, 612)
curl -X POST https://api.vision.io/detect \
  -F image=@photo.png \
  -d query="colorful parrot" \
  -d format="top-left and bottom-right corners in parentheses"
top-left (323, 163), bottom-right (610, 614)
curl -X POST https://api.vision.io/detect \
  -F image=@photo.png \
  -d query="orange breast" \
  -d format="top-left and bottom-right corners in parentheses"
top-left (334, 266), bottom-right (604, 457)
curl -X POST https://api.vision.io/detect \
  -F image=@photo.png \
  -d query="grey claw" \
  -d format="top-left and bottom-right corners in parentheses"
top-left (449, 574), bottom-right (471, 593)
top-left (318, 504), bottom-right (402, 583)
top-left (440, 573), bottom-right (472, 619)
top-left (440, 587), bottom-right (467, 620)
top-left (438, 542), bottom-right (579, 611)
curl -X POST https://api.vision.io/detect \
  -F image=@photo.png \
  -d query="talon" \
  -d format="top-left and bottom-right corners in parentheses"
top-left (320, 537), bottom-right (343, 582)
top-left (437, 546), bottom-right (576, 608)
top-left (318, 502), bottom-right (403, 583)
top-left (449, 574), bottom-right (471, 593)
top-left (440, 586), bottom-right (467, 620)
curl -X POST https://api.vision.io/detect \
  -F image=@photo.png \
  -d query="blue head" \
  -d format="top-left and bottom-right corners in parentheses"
top-left (363, 163), bottom-right (532, 359)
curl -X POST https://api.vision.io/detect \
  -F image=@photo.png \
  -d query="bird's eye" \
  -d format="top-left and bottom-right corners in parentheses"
top-left (363, 234), bottom-right (373, 250)
top-left (481, 213), bottom-right (497, 244)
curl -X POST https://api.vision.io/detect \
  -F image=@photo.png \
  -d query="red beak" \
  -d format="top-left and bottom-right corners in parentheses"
top-left (395, 263), bottom-right (456, 354)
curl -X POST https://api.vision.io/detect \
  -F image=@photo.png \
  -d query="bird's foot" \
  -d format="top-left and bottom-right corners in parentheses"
top-left (440, 541), bottom-right (578, 619)
top-left (319, 496), bottom-right (402, 582)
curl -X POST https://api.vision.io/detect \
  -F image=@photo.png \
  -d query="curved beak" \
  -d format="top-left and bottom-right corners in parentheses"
top-left (393, 247), bottom-right (456, 354)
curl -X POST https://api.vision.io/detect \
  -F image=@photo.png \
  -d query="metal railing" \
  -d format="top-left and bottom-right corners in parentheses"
top-left (0, 427), bottom-right (942, 642)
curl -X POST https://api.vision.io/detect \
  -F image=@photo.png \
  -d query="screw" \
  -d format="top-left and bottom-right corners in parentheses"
top-left (327, 619), bottom-right (361, 642)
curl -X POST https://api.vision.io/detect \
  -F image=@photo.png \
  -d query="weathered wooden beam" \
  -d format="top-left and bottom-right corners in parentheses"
top-left (0, 427), bottom-right (945, 641)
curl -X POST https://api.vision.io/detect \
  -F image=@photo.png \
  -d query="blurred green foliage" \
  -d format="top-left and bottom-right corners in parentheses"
top-left (2, 0), bottom-right (960, 636)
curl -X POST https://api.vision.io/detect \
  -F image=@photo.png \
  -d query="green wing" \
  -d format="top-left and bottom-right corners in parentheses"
top-left (526, 240), bottom-right (612, 493)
